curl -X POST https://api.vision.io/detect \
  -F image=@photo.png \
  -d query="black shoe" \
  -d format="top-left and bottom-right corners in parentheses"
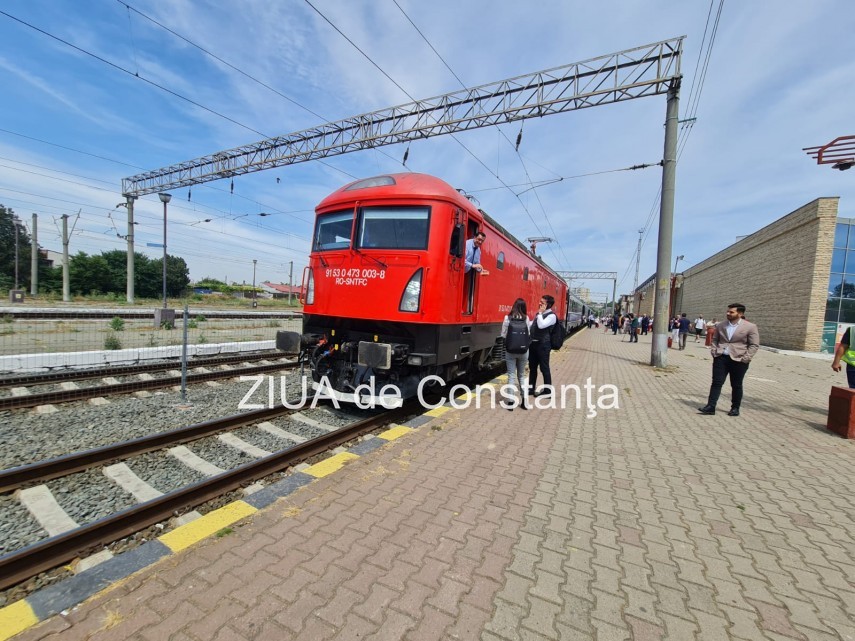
top-left (698, 405), bottom-right (716, 415)
top-left (534, 389), bottom-right (551, 397)
top-left (520, 402), bottom-right (529, 410)
top-left (728, 408), bottom-right (740, 416)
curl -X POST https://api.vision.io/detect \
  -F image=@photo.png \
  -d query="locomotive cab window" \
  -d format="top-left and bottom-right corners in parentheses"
top-left (497, 252), bottom-right (505, 270)
top-left (357, 206), bottom-right (429, 249)
top-left (313, 211), bottom-right (353, 251)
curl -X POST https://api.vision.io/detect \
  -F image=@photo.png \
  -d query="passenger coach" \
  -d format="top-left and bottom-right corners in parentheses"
top-left (277, 173), bottom-right (570, 404)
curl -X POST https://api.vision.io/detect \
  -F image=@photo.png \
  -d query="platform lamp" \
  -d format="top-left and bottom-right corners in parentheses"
top-left (158, 193), bottom-right (172, 308)
top-left (670, 255), bottom-right (684, 319)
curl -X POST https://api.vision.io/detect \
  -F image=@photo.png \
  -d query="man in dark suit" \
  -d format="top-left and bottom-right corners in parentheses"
top-left (698, 303), bottom-right (760, 417)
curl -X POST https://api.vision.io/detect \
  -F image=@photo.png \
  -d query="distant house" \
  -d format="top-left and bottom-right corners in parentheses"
top-left (260, 281), bottom-right (300, 300)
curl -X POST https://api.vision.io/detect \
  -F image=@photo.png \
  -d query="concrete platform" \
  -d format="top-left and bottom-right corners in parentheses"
top-left (3, 327), bottom-right (855, 641)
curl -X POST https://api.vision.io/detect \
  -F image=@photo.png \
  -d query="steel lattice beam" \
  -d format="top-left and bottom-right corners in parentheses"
top-left (122, 38), bottom-right (683, 197)
top-left (557, 272), bottom-right (618, 280)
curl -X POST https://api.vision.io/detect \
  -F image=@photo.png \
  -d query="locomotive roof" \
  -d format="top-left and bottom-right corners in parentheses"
top-left (318, 173), bottom-right (566, 283)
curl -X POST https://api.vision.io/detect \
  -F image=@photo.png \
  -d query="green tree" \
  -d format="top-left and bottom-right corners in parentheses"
top-left (0, 204), bottom-right (62, 294)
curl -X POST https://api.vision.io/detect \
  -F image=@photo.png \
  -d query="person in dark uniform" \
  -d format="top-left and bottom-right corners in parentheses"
top-left (528, 295), bottom-right (556, 396)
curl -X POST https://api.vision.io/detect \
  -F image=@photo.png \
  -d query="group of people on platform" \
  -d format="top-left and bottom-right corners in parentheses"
top-left (467, 231), bottom-right (764, 416)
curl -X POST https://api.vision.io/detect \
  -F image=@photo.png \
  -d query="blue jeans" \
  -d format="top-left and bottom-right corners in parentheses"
top-left (505, 352), bottom-right (528, 397)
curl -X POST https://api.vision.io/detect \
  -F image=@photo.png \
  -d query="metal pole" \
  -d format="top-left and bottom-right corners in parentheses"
top-left (633, 228), bottom-right (643, 310)
top-left (158, 193), bottom-right (172, 309)
top-left (126, 196), bottom-right (136, 304)
top-left (252, 259), bottom-right (257, 307)
top-left (611, 278), bottom-right (617, 317)
top-left (162, 202), bottom-right (167, 308)
top-left (13, 218), bottom-right (19, 290)
top-left (288, 260), bottom-right (293, 307)
top-left (30, 213), bottom-right (38, 296)
top-left (651, 82), bottom-right (680, 368)
top-left (62, 214), bottom-right (70, 302)
top-left (180, 304), bottom-right (189, 404)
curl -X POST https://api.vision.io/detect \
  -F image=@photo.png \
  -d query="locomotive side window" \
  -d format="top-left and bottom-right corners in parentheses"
top-left (313, 211), bottom-right (353, 251)
top-left (497, 252), bottom-right (505, 270)
top-left (523, 267), bottom-right (529, 281)
top-left (358, 206), bottom-right (429, 249)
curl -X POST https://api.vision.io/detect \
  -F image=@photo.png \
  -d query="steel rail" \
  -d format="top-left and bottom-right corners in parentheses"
top-left (0, 352), bottom-right (290, 388)
top-left (0, 401), bottom-right (417, 592)
top-left (0, 405), bottom-right (303, 493)
top-left (0, 361), bottom-right (297, 410)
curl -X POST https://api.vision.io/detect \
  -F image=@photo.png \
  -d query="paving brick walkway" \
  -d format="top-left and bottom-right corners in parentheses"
top-left (10, 328), bottom-right (855, 641)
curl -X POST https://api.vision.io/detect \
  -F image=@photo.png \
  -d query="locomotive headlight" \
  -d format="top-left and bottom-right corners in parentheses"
top-left (398, 268), bottom-right (423, 313)
top-left (306, 268), bottom-right (315, 305)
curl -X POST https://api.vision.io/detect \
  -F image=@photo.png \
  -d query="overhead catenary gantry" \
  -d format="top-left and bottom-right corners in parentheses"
top-left (121, 38), bottom-right (683, 197)
top-left (121, 37), bottom-right (683, 367)
top-left (557, 272), bottom-right (619, 316)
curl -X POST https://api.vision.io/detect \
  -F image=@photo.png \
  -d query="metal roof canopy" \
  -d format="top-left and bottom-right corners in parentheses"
top-left (121, 37), bottom-right (684, 197)
top-left (803, 136), bottom-right (855, 170)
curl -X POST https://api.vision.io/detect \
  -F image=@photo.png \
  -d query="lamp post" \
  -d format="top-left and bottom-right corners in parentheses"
top-left (252, 259), bottom-right (257, 308)
top-left (670, 255), bottom-right (684, 319)
top-left (158, 193), bottom-right (172, 308)
top-left (13, 216), bottom-right (20, 290)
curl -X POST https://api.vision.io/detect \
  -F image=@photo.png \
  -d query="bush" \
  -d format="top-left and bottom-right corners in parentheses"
top-left (104, 334), bottom-right (122, 350)
top-left (109, 316), bottom-right (125, 331)
top-left (195, 314), bottom-right (207, 322)
top-left (160, 320), bottom-right (174, 330)
top-left (198, 333), bottom-right (208, 344)
top-left (187, 320), bottom-right (198, 329)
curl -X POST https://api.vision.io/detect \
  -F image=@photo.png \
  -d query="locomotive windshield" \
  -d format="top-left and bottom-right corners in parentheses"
top-left (357, 206), bottom-right (430, 250)
top-left (313, 211), bottom-right (353, 251)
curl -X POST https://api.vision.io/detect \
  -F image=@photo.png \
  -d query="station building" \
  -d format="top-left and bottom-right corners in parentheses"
top-left (631, 197), bottom-right (843, 353)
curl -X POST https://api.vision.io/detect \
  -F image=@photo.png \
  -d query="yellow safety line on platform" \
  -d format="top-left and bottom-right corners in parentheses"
top-left (159, 500), bottom-right (257, 553)
top-left (304, 452), bottom-right (359, 478)
top-left (0, 599), bottom-right (38, 641)
top-left (377, 425), bottom-right (413, 441)
top-left (424, 406), bottom-right (452, 417)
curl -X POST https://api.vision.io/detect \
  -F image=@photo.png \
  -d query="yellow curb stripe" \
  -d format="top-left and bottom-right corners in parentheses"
top-left (377, 425), bottom-right (413, 441)
top-left (304, 452), bottom-right (359, 478)
top-left (424, 406), bottom-right (452, 417)
top-left (0, 599), bottom-right (38, 641)
top-left (159, 500), bottom-right (257, 553)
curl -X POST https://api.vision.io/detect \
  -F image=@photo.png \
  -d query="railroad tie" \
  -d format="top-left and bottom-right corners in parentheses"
top-left (257, 421), bottom-right (307, 443)
top-left (217, 433), bottom-right (272, 458)
top-left (103, 463), bottom-right (163, 502)
top-left (167, 446), bottom-right (226, 476)
top-left (290, 412), bottom-right (336, 432)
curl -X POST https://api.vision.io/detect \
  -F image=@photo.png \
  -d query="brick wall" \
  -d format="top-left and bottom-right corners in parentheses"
top-left (675, 198), bottom-right (839, 350)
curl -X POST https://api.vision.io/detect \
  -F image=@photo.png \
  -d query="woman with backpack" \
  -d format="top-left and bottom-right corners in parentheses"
top-left (501, 298), bottom-right (532, 410)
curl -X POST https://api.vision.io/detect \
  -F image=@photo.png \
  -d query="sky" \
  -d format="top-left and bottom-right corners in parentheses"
top-left (1, 0), bottom-right (853, 301)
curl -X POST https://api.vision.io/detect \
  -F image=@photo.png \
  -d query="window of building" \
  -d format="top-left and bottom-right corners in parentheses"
top-left (823, 221), bottom-right (855, 352)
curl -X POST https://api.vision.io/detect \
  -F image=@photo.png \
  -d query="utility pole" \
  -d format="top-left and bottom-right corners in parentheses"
top-left (288, 261), bottom-right (293, 306)
top-left (61, 214), bottom-right (70, 302)
top-left (651, 82), bottom-right (680, 368)
top-left (633, 228), bottom-right (643, 313)
top-left (30, 213), bottom-right (38, 296)
top-left (252, 259), bottom-right (257, 308)
top-left (13, 217), bottom-right (20, 290)
top-left (125, 196), bottom-right (136, 303)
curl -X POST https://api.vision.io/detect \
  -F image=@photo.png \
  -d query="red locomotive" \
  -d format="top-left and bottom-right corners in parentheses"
top-left (277, 173), bottom-right (576, 404)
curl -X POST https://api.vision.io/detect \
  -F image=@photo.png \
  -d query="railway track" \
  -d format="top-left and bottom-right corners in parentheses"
top-left (0, 399), bottom-right (415, 594)
top-left (0, 353), bottom-right (298, 410)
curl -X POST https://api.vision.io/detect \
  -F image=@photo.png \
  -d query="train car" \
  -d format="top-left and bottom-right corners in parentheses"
top-left (277, 173), bottom-right (570, 404)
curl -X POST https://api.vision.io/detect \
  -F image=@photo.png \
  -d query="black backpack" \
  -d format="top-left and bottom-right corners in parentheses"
top-left (505, 318), bottom-right (531, 354)
top-left (550, 318), bottom-right (567, 350)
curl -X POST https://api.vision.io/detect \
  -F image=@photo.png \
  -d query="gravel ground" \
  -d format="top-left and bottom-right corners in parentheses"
top-left (0, 495), bottom-right (45, 555)
top-left (0, 369), bottom-right (383, 560)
